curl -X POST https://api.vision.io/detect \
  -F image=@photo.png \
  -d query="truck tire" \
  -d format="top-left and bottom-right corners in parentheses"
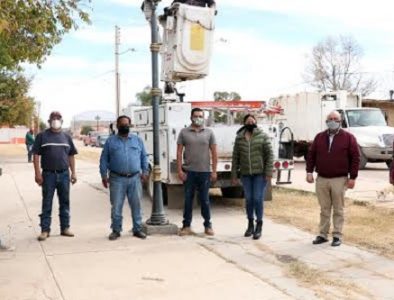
top-left (221, 186), bottom-right (244, 198)
top-left (386, 160), bottom-right (392, 169)
top-left (146, 172), bottom-right (169, 205)
top-left (359, 147), bottom-right (368, 170)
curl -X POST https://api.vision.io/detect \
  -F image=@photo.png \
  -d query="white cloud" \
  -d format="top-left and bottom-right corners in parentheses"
top-left (72, 24), bottom-right (150, 46)
top-left (225, 0), bottom-right (394, 32)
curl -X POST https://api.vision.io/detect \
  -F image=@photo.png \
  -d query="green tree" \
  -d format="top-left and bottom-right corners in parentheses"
top-left (212, 91), bottom-right (242, 123)
top-left (213, 91), bottom-right (241, 101)
top-left (136, 86), bottom-right (152, 106)
top-left (81, 125), bottom-right (93, 135)
top-left (0, 71), bottom-right (35, 126)
top-left (0, 0), bottom-right (91, 70)
top-left (39, 120), bottom-right (47, 131)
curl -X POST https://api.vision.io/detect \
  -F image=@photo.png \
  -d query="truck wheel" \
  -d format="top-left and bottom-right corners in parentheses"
top-left (221, 186), bottom-right (244, 198)
top-left (146, 172), bottom-right (168, 205)
top-left (359, 148), bottom-right (368, 170)
top-left (386, 160), bottom-right (392, 169)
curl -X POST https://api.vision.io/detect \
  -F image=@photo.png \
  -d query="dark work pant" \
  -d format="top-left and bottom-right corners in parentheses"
top-left (182, 171), bottom-right (212, 228)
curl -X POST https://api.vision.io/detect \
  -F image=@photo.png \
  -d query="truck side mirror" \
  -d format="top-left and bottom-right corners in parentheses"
top-left (341, 119), bottom-right (347, 128)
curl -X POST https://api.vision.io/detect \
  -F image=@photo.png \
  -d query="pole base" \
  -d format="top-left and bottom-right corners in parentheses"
top-left (142, 222), bottom-right (178, 235)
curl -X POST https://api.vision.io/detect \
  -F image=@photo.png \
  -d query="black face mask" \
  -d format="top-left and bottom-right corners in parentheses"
top-left (245, 124), bottom-right (257, 132)
top-left (118, 125), bottom-right (130, 135)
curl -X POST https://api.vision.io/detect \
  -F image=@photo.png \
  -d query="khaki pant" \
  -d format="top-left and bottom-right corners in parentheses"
top-left (315, 176), bottom-right (347, 239)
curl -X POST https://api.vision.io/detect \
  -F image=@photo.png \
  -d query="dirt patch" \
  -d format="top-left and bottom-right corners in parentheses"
top-left (75, 145), bottom-right (101, 163)
top-left (266, 188), bottom-right (394, 259)
top-left (0, 144), bottom-right (26, 157)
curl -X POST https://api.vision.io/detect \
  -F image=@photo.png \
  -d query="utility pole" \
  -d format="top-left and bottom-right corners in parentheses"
top-left (142, 0), bottom-right (177, 234)
top-left (115, 25), bottom-right (121, 117)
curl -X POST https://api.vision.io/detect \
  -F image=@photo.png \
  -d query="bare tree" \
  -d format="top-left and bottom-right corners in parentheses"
top-left (304, 35), bottom-right (376, 96)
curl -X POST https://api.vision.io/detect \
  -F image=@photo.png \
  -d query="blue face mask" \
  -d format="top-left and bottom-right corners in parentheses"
top-left (326, 120), bottom-right (340, 130)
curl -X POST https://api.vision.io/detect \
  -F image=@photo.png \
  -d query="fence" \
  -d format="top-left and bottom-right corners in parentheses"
top-left (0, 127), bottom-right (28, 144)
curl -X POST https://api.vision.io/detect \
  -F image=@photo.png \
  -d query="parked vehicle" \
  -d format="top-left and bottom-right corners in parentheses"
top-left (270, 90), bottom-right (394, 169)
top-left (83, 131), bottom-right (99, 147)
top-left (95, 134), bottom-right (109, 148)
top-left (129, 101), bottom-right (294, 208)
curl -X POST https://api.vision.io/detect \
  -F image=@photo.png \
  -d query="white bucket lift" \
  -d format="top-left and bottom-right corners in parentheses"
top-left (160, 3), bottom-right (215, 82)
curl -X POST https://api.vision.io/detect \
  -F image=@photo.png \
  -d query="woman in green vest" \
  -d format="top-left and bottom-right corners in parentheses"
top-left (231, 114), bottom-right (273, 240)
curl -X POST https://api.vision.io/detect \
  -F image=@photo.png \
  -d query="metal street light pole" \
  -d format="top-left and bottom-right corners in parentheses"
top-left (115, 25), bottom-right (121, 118)
top-left (146, 0), bottom-right (168, 226)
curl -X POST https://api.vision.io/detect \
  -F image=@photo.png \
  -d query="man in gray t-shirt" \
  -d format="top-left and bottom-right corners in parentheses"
top-left (177, 107), bottom-right (217, 236)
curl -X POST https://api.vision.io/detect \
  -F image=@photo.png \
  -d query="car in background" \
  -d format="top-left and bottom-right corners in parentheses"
top-left (83, 131), bottom-right (99, 146)
top-left (95, 134), bottom-right (109, 148)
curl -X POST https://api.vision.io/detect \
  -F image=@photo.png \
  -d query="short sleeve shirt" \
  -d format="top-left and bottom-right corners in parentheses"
top-left (32, 129), bottom-right (78, 171)
top-left (177, 126), bottom-right (216, 172)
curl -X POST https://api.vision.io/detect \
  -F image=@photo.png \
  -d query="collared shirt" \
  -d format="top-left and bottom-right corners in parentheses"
top-left (32, 129), bottom-right (78, 171)
top-left (177, 125), bottom-right (216, 172)
top-left (328, 129), bottom-right (340, 152)
top-left (99, 134), bottom-right (149, 178)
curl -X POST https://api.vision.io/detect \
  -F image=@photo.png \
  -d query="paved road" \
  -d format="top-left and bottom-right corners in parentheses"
top-left (275, 159), bottom-right (394, 207)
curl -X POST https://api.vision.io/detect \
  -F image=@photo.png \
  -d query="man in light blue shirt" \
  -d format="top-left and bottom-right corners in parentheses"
top-left (100, 115), bottom-right (149, 240)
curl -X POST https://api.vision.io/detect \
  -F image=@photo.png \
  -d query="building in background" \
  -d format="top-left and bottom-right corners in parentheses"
top-left (362, 99), bottom-right (394, 126)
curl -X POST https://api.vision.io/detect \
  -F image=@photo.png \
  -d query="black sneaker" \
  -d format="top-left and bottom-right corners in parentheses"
top-left (108, 231), bottom-right (121, 241)
top-left (133, 231), bottom-right (147, 239)
top-left (312, 236), bottom-right (328, 244)
top-left (331, 237), bottom-right (342, 247)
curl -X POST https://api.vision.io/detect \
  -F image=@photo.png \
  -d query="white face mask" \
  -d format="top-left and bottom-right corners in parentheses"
top-left (192, 117), bottom-right (204, 127)
top-left (51, 119), bottom-right (62, 130)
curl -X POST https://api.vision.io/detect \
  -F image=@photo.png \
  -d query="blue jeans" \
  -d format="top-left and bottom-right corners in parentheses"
top-left (40, 170), bottom-right (70, 232)
top-left (241, 174), bottom-right (267, 222)
top-left (183, 171), bottom-right (211, 228)
top-left (26, 144), bottom-right (33, 162)
top-left (109, 173), bottom-right (143, 233)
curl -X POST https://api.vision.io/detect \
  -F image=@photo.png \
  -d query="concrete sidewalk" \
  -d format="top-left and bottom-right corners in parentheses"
top-left (1, 154), bottom-right (394, 300)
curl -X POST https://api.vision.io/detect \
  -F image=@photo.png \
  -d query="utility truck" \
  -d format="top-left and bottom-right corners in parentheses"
top-left (129, 100), bottom-right (294, 208)
top-left (270, 91), bottom-right (394, 169)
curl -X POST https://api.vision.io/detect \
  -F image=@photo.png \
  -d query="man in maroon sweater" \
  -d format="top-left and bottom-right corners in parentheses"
top-left (306, 111), bottom-right (360, 247)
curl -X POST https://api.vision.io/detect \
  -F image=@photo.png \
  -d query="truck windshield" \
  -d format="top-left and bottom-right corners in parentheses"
top-left (346, 109), bottom-right (386, 127)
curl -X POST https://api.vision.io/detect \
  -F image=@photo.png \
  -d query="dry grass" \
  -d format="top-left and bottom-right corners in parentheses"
top-left (286, 260), bottom-right (371, 299)
top-left (267, 188), bottom-right (394, 259)
top-left (0, 144), bottom-right (26, 157)
top-left (75, 143), bottom-right (101, 163)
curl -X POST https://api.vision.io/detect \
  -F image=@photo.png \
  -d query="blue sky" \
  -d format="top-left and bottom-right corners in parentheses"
top-left (26, 0), bottom-right (394, 125)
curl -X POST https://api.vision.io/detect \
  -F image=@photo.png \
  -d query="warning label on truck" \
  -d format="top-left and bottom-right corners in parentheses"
top-left (190, 24), bottom-right (205, 51)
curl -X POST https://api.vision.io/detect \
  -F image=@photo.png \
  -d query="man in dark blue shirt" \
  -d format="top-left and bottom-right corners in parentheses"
top-left (100, 115), bottom-right (149, 240)
top-left (33, 111), bottom-right (78, 241)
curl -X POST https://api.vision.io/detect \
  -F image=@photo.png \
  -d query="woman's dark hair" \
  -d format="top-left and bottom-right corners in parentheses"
top-left (237, 114), bottom-right (257, 134)
top-left (243, 114), bottom-right (256, 124)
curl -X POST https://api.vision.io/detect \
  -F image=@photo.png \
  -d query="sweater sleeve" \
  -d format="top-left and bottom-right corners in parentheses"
top-left (231, 138), bottom-right (240, 179)
top-left (348, 134), bottom-right (360, 179)
top-left (262, 135), bottom-right (274, 177)
top-left (306, 134), bottom-right (318, 173)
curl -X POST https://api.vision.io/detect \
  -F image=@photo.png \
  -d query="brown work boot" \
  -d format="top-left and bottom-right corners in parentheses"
top-left (37, 232), bottom-right (50, 241)
top-left (178, 226), bottom-right (194, 236)
top-left (60, 228), bottom-right (74, 237)
top-left (204, 227), bottom-right (215, 236)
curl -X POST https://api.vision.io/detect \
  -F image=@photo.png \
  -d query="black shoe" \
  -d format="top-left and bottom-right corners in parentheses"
top-left (312, 236), bottom-right (328, 244)
top-left (331, 237), bottom-right (342, 247)
top-left (244, 219), bottom-right (254, 237)
top-left (133, 231), bottom-right (147, 239)
top-left (253, 221), bottom-right (262, 240)
top-left (108, 231), bottom-right (121, 240)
